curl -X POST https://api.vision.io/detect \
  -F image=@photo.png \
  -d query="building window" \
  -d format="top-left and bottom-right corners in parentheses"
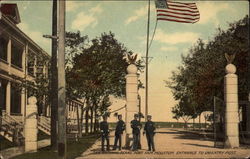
top-left (11, 40), bottom-right (23, 69)
top-left (0, 36), bottom-right (8, 62)
top-left (10, 84), bottom-right (21, 114)
top-left (0, 79), bottom-right (7, 111)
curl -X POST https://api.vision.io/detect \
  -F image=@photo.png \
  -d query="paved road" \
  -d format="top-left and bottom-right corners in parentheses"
top-left (76, 128), bottom-right (250, 159)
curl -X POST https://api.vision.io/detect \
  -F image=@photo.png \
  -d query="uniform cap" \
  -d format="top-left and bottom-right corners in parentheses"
top-left (134, 114), bottom-right (139, 117)
top-left (147, 115), bottom-right (152, 118)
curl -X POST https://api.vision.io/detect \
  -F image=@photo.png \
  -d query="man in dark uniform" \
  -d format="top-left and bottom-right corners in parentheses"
top-left (113, 114), bottom-right (125, 150)
top-left (130, 114), bottom-right (142, 151)
top-left (143, 115), bottom-right (156, 151)
top-left (100, 115), bottom-right (110, 151)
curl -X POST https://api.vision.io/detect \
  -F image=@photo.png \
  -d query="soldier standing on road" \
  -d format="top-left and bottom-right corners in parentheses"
top-left (113, 114), bottom-right (125, 150)
top-left (100, 115), bottom-right (110, 151)
top-left (143, 115), bottom-right (156, 151)
top-left (131, 114), bottom-right (142, 151)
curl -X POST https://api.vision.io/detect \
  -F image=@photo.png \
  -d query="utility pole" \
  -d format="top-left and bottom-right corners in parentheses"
top-left (145, 0), bottom-right (151, 121)
top-left (57, 0), bottom-right (66, 158)
top-left (50, 0), bottom-right (58, 150)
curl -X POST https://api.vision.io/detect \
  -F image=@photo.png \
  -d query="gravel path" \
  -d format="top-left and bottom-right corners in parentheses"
top-left (76, 128), bottom-right (250, 159)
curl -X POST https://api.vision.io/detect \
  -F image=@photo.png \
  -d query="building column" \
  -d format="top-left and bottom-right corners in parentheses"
top-left (46, 104), bottom-right (51, 117)
top-left (43, 64), bottom-right (47, 78)
top-left (34, 56), bottom-right (37, 77)
top-left (25, 45), bottom-right (29, 75)
top-left (21, 90), bottom-right (25, 122)
top-left (22, 48), bottom-right (26, 71)
top-left (7, 37), bottom-right (11, 72)
top-left (125, 64), bottom-right (138, 148)
top-left (6, 81), bottom-right (11, 115)
top-left (224, 63), bottom-right (239, 148)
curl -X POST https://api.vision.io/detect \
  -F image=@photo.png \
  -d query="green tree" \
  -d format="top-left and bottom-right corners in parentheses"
top-left (66, 31), bottom-right (144, 134)
top-left (167, 15), bottom-right (249, 123)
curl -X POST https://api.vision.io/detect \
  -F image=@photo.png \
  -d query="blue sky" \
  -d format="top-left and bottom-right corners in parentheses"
top-left (4, 0), bottom-right (249, 121)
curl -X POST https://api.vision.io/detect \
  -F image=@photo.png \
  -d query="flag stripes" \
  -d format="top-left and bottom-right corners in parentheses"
top-left (157, 10), bottom-right (200, 17)
top-left (155, 0), bottom-right (200, 23)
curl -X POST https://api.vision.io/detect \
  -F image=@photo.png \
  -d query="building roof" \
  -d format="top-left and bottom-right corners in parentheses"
top-left (0, 3), bottom-right (21, 24)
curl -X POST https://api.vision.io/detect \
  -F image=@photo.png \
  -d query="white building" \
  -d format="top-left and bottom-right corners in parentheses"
top-left (0, 3), bottom-right (50, 122)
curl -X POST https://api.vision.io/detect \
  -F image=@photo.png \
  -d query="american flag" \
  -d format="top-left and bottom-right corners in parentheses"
top-left (155, 0), bottom-right (200, 23)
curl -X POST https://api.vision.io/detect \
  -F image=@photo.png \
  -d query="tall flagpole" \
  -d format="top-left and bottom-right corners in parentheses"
top-left (145, 0), bottom-right (150, 120)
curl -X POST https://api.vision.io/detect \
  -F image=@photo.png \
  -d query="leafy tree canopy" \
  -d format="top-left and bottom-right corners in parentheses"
top-left (167, 15), bottom-right (249, 120)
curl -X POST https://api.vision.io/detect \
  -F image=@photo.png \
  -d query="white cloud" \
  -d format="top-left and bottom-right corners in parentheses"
top-left (160, 46), bottom-right (178, 52)
top-left (71, 12), bottom-right (97, 31)
top-left (17, 23), bottom-right (50, 52)
top-left (71, 5), bottom-right (103, 31)
top-left (125, 4), bottom-right (155, 25)
top-left (125, 5), bottom-right (147, 25)
top-left (154, 29), bottom-right (200, 45)
top-left (89, 5), bottom-right (103, 14)
top-left (197, 2), bottom-right (232, 25)
top-left (66, 1), bottom-right (85, 12)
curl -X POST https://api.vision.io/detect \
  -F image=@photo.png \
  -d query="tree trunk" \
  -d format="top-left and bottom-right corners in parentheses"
top-left (76, 104), bottom-right (81, 137)
top-left (199, 114), bottom-right (201, 130)
top-left (94, 106), bottom-right (98, 132)
top-left (193, 118), bottom-right (195, 130)
top-left (85, 107), bottom-right (89, 134)
top-left (90, 106), bottom-right (94, 133)
top-left (79, 104), bottom-right (85, 137)
top-left (205, 116), bottom-right (207, 129)
top-left (184, 121), bottom-right (187, 129)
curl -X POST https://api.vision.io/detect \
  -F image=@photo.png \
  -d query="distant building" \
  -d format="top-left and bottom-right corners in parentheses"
top-left (0, 3), bottom-right (50, 122)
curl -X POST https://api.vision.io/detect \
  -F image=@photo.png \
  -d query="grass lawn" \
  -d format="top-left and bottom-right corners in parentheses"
top-left (11, 133), bottom-right (100, 159)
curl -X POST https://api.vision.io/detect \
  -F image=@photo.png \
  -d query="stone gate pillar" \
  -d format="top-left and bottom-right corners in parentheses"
top-left (125, 64), bottom-right (138, 148)
top-left (224, 64), bottom-right (239, 148)
top-left (25, 96), bottom-right (38, 152)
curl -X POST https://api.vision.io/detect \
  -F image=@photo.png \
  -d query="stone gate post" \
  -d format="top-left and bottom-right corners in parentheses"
top-left (25, 96), bottom-right (38, 152)
top-left (125, 64), bottom-right (138, 148)
top-left (224, 64), bottom-right (239, 148)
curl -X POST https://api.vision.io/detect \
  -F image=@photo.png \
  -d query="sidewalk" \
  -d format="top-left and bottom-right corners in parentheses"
top-left (76, 128), bottom-right (250, 159)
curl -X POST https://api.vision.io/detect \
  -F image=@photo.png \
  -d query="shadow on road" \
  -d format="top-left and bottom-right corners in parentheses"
top-left (183, 143), bottom-right (215, 148)
top-left (157, 129), bottom-right (214, 142)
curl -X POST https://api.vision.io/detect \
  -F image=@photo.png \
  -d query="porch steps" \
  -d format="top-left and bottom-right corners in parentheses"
top-left (37, 116), bottom-right (51, 135)
top-left (0, 114), bottom-right (24, 145)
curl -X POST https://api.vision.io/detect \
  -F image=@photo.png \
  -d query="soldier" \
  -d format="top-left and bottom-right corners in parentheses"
top-left (113, 114), bottom-right (125, 150)
top-left (143, 115), bottom-right (156, 151)
top-left (100, 115), bottom-right (110, 151)
top-left (130, 114), bottom-right (142, 151)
